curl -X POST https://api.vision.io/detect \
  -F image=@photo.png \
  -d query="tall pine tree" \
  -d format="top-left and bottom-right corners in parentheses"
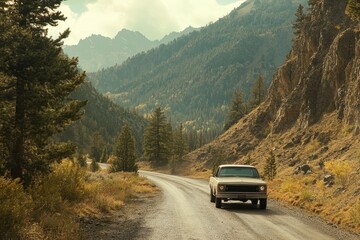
top-left (112, 124), bottom-right (137, 172)
top-left (0, 1), bottom-right (86, 185)
top-left (224, 89), bottom-right (248, 130)
top-left (250, 74), bottom-right (267, 108)
top-left (143, 107), bottom-right (172, 166)
top-left (293, 4), bottom-right (305, 36)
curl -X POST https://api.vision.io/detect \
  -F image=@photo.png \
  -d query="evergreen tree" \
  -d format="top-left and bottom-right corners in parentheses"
top-left (90, 158), bottom-right (99, 172)
top-left (173, 123), bottom-right (187, 161)
top-left (250, 74), bottom-right (267, 108)
top-left (143, 107), bottom-right (172, 166)
top-left (293, 4), bottom-right (305, 36)
top-left (89, 132), bottom-right (104, 162)
top-left (346, 0), bottom-right (360, 22)
top-left (76, 150), bottom-right (87, 168)
top-left (0, 1), bottom-right (86, 184)
top-left (100, 146), bottom-right (108, 163)
top-left (224, 90), bottom-right (247, 130)
top-left (112, 124), bottom-right (137, 172)
top-left (263, 151), bottom-right (277, 180)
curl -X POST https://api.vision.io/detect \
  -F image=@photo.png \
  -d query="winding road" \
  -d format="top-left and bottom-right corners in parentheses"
top-left (136, 171), bottom-right (358, 240)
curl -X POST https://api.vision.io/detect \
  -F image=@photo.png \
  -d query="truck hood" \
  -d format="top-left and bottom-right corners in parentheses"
top-left (214, 177), bottom-right (266, 185)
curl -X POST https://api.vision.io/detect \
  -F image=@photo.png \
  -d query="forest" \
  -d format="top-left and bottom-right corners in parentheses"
top-left (88, 0), bottom-right (307, 131)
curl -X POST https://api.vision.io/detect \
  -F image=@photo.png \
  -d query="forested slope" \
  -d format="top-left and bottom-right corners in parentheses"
top-left (88, 0), bottom-right (307, 130)
top-left (58, 82), bottom-right (147, 153)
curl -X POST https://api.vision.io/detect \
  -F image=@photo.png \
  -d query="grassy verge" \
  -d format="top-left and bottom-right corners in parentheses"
top-left (0, 160), bottom-right (157, 240)
top-left (268, 159), bottom-right (360, 234)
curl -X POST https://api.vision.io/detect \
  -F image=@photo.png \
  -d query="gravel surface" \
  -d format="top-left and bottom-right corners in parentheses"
top-left (80, 197), bottom-right (156, 240)
top-left (80, 171), bottom-right (360, 240)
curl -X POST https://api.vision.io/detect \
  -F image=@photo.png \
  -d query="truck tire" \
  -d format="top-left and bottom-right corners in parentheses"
top-left (251, 199), bottom-right (258, 205)
top-left (259, 199), bottom-right (267, 209)
top-left (210, 189), bottom-right (215, 203)
top-left (215, 197), bottom-right (222, 208)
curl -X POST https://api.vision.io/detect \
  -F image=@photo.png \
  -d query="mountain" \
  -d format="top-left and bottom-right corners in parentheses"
top-left (88, 0), bottom-right (307, 131)
top-left (57, 82), bottom-right (147, 153)
top-left (63, 27), bottom-right (198, 72)
top-left (186, 0), bottom-right (360, 234)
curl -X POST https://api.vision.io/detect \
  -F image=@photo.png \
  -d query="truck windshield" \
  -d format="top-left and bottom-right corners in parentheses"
top-left (217, 167), bottom-right (260, 178)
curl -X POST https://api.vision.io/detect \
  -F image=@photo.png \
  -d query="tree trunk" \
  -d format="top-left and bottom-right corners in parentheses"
top-left (10, 77), bottom-right (25, 181)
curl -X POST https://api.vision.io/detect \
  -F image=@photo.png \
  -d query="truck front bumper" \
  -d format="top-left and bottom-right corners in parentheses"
top-left (216, 192), bottom-right (267, 199)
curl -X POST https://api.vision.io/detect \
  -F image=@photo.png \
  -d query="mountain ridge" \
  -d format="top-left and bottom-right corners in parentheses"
top-left (63, 27), bottom-right (198, 72)
top-left (88, 0), bottom-right (307, 131)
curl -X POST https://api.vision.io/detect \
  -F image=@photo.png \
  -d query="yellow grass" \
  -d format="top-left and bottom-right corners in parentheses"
top-left (0, 160), bottom-right (158, 240)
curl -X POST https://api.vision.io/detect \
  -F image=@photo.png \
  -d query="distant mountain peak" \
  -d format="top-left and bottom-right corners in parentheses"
top-left (63, 28), bottom-right (196, 72)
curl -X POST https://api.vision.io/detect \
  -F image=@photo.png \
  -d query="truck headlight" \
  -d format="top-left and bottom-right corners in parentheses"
top-left (219, 185), bottom-right (226, 191)
top-left (259, 186), bottom-right (266, 191)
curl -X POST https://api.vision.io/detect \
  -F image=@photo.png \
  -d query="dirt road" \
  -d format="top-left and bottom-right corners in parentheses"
top-left (137, 171), bottom-right (358, 240)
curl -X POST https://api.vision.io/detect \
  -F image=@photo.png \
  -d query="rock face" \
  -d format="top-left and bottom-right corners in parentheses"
top-left (267, 1), bottom-right (359, 133)
top-left (186, 1), bottom-right (360, 166)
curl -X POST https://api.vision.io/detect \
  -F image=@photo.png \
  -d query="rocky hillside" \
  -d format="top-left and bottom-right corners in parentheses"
top-left (185, 0), bottom-right (360, 234)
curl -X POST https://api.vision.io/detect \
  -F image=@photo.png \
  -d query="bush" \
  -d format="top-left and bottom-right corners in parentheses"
top-left (0, 177), bottom-right (31, 239)
top-left (30, 160), bottom-right (85, 239)
top-left (350, 199), bottom-right (360, 225)
top-left (30, 160), bottom-right (86, 217)
top-left (324, 160), bottom-right (352, 187)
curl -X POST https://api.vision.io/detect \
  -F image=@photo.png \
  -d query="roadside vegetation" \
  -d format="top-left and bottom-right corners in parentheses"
top-left (0, 159), bottom-right (157, 240)
top-left (268, 158), bottom-right (360, 234)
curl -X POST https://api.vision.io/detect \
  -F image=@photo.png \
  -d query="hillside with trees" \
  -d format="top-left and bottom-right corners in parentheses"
top-left (186, 0), bottom-right (360, 234)
top-left (57, 82), bottom-right (147, 157)
top-left (88, 0), bottom-right (307, 131)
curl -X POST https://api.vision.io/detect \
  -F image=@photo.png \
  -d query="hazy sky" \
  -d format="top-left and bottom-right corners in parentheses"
top-left (49, 0), bottom-right (245, 45)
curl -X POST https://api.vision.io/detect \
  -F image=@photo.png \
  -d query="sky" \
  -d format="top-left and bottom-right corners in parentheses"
top-left (49, 0), bottom-right (246, 45)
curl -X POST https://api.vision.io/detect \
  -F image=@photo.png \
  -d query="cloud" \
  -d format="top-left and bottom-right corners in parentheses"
top-left (49, 0), bottom-right (244, 45)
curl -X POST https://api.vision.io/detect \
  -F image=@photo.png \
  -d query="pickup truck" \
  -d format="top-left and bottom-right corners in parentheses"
top-left (209, 164), bottom-right (267, 209)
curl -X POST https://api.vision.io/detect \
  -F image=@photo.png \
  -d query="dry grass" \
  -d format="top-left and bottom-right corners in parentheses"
top-left (82, 172), bottom-right (158, 215)
top-left (0, 160), bottom-right (158, 240)
top-left (186, 113), bottom-right (360, 234)
top-left (269, 157), bottom-right (360, 234)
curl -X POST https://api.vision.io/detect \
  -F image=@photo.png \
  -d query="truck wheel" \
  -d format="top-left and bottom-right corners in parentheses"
top-left (259, 199), bottom-right (267, 209)
top-left (251, 199), bottom-right (258, 205)
top-left (210, 189), bottom-right (215, 203)
top-left (215, 197), bottom-right (222, 208)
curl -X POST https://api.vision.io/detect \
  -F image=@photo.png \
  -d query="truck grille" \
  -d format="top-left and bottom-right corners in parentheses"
top-left (226, 185), bottom-right (259, 192)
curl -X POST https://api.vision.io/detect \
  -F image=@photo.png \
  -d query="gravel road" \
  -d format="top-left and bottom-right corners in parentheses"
top-left (136, 171), bottom-right (359, 240)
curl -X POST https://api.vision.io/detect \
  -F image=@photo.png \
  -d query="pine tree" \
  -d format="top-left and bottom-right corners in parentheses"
top-left (90, 158), bottom-right (99, 172)
top-left (90, 132), bottom-right (104, 163)
top-left (0, 1), bottom-right (86, 184)
top-left (173, 123), bottom-right (187, 161)
top-left (293, 4), bottom-right (305, 36)
top-left (112, 124), bottom-right (137, 172)
top-left (76, 150), bottom-right (87, 168)
top-left (263, 151), bottom-right (277, 180)
top-left (143, 107), bottom-right (172, 166)
top-left (100, 146), bottom-right (108, 163)
top-left (250, 74), bottom-right (267, 108)
top-left (224, 90), bottom-right (247, 130)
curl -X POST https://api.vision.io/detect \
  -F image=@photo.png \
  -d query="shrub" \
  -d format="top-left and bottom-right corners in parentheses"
top-left (29, 160), bottom-right (85, 239)
top-left (30, 160), bottom-right (86, 218)
top-left (0, 177), bottom-right (31, 239)
top-left (324, 160), bottom-right (352, 188)
top-left (350, 199), bottom-right (360, 225)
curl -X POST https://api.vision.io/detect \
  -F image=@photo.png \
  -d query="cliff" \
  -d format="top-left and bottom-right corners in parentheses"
top-left (185, 0), bottom-right (360, 234)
